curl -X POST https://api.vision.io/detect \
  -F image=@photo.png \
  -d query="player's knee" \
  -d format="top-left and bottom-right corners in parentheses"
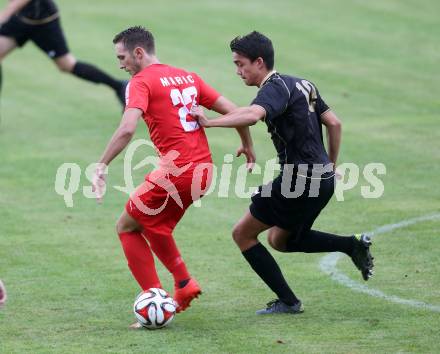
top-left (58, 62), bottom-right (73, 73)
top-left (116, 215), bottom-right (141, 234)
top-left (115, 220), bottom-right (123, 235)
top-left (267, 234), bottom-right (277, 249)
top-left (116, 219), bottom-right (130, 234)
top-left (268, 234), bottom-right (287, 252)
top-left (232, 224), bottom-right (256, 248)
top-left (232, 224), bottom-right (243, 245)
top-left (55, 55), bottom-right (76, 73)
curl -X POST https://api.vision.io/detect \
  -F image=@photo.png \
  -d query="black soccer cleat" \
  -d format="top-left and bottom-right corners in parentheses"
top-left (256, 299), bottom-right (304, 315)
top-left (351, 234), bottom-right (374, 281)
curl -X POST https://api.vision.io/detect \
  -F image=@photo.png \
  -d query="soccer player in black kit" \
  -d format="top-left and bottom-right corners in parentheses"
top-left (191, 31), bottom-right (374, 314)
top-left (0, 0), bottom-right (126, 107)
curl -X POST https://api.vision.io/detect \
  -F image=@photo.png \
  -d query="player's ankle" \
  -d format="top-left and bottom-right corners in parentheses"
top-left (176, 278), bottom-right (190, 289)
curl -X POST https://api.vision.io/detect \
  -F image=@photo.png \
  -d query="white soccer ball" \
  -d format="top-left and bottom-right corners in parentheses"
top-left (133, 288), bottom-right (176, 329)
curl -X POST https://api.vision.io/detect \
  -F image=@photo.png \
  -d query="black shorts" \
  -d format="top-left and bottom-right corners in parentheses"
top-left (0, 15), bottom-right (69, 59)
top-left (250, 172), bottom-right (335, 234)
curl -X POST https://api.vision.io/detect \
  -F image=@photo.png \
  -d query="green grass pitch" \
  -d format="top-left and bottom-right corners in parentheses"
top-left (0, 0), bottom-right (439, 352)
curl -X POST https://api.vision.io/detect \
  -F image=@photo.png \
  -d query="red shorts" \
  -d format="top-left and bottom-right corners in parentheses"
top-left (125, 163), bottom-right (212, 236)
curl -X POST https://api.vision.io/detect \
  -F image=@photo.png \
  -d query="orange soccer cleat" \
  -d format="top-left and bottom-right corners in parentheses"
top-left (173, 278), bottom-right (202, 313)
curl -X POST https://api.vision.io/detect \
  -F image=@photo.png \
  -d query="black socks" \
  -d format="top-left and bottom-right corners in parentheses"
top-left (242, 242), bottom-right (299, 306)
top-left (72, 61), bottom-right (122, 91)
top-left (286, 230), bottom-right (355, 255)
top-left (240, 233), bottom-right (355, 305)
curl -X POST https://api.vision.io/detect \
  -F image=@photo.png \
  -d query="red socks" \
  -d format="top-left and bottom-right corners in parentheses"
top-left (144, 232), bottom-right (191, 288)
top-left (118, 231), bottom-right (161, 291)
top-left (119, 231), bottom-right (190, 290)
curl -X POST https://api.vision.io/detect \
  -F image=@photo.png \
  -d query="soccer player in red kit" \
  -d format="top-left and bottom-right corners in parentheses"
top-left (92, 26), bottom-right (255, 324)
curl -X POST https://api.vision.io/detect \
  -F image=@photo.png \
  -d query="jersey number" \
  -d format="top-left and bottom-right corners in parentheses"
top-left (170, 86), bottom-right (199, 132)
top-left (296, 80), bottom-right (317, 113)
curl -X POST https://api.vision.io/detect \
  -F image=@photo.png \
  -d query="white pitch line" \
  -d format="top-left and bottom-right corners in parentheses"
top-left (319, 213), bottom-right (440, 313)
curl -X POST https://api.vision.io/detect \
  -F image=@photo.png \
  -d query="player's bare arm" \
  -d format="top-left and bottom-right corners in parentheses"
top-left (210, 96), bottom-right (256, 171)
top-left (98, 108), bottom-right (142, 166)
top-left (92, 108), bottom-right (142, 202)
top-left (0, 0), bottom-right (31, 23)
top-left (321, 110), bottom-right (342, 166)
top-left (191, 104), bottom-right (265, 128)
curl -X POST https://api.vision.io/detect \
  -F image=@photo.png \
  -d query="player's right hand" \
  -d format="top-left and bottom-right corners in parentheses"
top-left (190, 105), bottom-right (210, 127)
top-left (92, 164), bottom-right (108, 203)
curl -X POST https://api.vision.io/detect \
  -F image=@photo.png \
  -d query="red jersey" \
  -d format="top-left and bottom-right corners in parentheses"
top-left (126, 63), bottom-right (220, 167)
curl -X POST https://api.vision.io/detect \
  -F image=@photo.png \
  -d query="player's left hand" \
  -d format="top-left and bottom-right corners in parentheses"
top-left (0, 279), bottom-right (7, 308)
top-left (190, 105), bottom-right (210, 127)
top-left (92, 164), bottom-right (108, 203)
top-left (236, 145), bottom-right (256, 172)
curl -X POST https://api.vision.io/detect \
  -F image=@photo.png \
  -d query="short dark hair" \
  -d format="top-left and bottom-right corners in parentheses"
top-left (113, 26), bottom-right (155, 54)
top-left (230, 31), bottom-right (274, 70)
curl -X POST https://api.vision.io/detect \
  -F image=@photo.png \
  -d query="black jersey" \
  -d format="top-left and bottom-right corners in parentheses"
top-left (252, 72), bottom-right (331, 170)
top-left (18, 0), bottom-right (58, 21)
